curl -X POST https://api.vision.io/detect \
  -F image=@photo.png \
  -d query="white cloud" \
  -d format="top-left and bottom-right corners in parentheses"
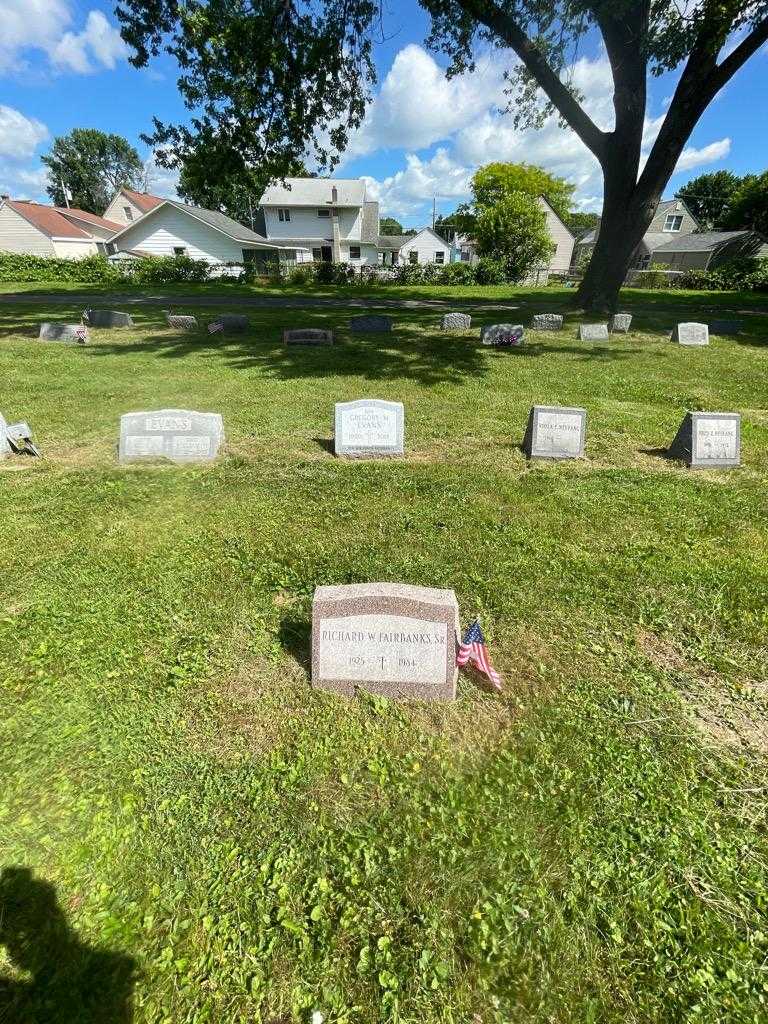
top-left (0, 106), bottom-right (48, 159)
top-left (0, 1), bottom-right (125, 76)
top-left (363, 149), bottom-right (473, 221)
top-left (143, 154), bottom-right (180, 199)
top-left (674, 137), bottom-right (731, 172)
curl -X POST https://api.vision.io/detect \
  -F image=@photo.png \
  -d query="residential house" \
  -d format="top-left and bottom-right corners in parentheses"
top-left (390, 227), bottom-right (458, 266)
top-left (0, 197), bottom-right (122, 258)
top-left (649, 230), bottom-right (768, 270)
top-left (573, 198), bottom-right (701, 269)
top-left (106, 197), bottom-right (307, 267)
top-left (104, 187), bottom-right (165, 227)
top-left (257, 178), bottom-right (380, 264)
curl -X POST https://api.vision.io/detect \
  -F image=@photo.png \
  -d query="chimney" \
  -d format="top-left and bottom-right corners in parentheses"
top-left (331, 186), bottom-right (338, 203)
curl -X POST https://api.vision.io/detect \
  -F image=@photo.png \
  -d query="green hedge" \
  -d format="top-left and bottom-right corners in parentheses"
top-left (0, 252), bottom-right (213, 285)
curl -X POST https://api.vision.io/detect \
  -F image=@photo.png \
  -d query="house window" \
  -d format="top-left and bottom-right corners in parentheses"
top-left (123, 206), bottom-right (134, 222)
top-left (277, 208), bottom-right (291, 222)
top-left (312, 248), bottom-right (322, 262)
top-left (460, 250), bottom-right (470, 262)
top-left (663, 214), bottom-right (683, 232)
top-left (349, 246), bottom-right (361, 260)
top-left (173, 246), bottom-right (187, 256)
top-left (408, 250), bottom-right (418, 264)
top-left (435, 251), bottom-right (445, 264)
top-left (317, 208), bottom-right (331, 219)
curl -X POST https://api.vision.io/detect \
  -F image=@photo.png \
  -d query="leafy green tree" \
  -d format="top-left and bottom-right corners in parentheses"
top-left (117, 0), bottom-right (768, 311)
top-left (564, 211), bottom-right (600, 237)
top-left (474, 191), bottom-right (554, 281)
top-left (721, 172), bottom-right (768, 234)
top-left (379, 217), bottom-right (404, 234)
top-left (42, 129), bottom-right (144, 214)
top-left (677, 171), bottom-right (740, 229)
top-left (471, 162), bottom-right (574, 221)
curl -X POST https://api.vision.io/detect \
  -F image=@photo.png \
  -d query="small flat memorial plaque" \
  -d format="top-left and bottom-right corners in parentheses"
top-left (578, 323), bottom-right (609, 341)
top-left (672, 322), bottom-right (708, 346)
top-left (668, 411), bottom-right (740, 468)
top-left (349, 315), bottom-right (393, 333)
top-left (334, 399), bottom-right (404, 458)
top-left (312, 582), bottom-right (460, 700)
top-left (531, 313), bottom-right (563, 331)
top-left (119, 409), bottom-right (224, 464)
top-left (481, 324), bottom-right (524, 347)
top-left (441, 312), bottom-right (471, 330)
top-left (85, 309), bottom-right (133, 328)
top-left (283, 328), bottom-right (334, 346)
top-left (522, 405), bottom-right (587, 460)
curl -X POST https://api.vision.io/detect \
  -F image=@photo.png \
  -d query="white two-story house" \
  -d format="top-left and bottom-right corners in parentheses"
top-left (257, 178), bottom-right (380, 264)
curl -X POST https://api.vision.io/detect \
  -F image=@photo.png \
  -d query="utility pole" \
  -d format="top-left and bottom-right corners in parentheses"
top-left (432, 196), bottom-right (436, 230)
top-left (60, 177), bottom-right (71, 208)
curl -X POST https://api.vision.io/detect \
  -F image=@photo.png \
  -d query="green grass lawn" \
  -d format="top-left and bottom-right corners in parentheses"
top-left (1, 291), bottom-right (767, 1024)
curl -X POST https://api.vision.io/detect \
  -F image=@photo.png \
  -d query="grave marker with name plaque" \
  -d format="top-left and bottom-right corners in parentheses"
top-left (441, 312), bottom-right (472, 330)
top-left (668, 411), bottom-right (740, 468)
top-left (522, 405), bottom-right (587, 460)
top-left (672, 322), bottom-right (709, 346)
top-left (481, 324), bottom-right (524, 347)
top-left (39, 323), bottom-right (88, 343)
top-left (532, 313), bottom-right (564, 331)
top-left (578, 323), bottom-right (609, 341)
top-left (334, 399), bottom-right (404, 458)
top-left (283, 328), bottom-right (334, 346)
top-left (610, 313), bottom-right (632, 333)
top-left (312, 582), bottom-right (460, 700)
top-left (85, 309), bottom-right (134, 328)
top-left (119, 409), bottom-right (224, 464)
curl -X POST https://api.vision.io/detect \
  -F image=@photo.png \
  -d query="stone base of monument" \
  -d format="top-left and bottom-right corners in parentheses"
top-left (610, 313), bottom-right (632, 333)
top-left (85, 309), bottom-right (134, 328)
top-left (578, 323), bottom-right (609, 341)
top-left (531, 313), bottom-right (563, 331)
top-left (283, 328), bottom-right (334, 345)
top-left (39, 323), bottom-right (88, 343)
top-left (671, 322), bottom-right (709, 346)
top-left (709, 320), bottom-right (743, 336)
top-left (312, 582), bottom-right (460, 700)
top-left (522, 405), bottom-right (587, 460)
top-left (667, 411), bottom-right (741, 468)
top-left (119, 409), bottom-right (224, 464)
top-left (441, 312), bottom-right (472, 330)
top-left (481, 324), bottom-right (524, 347)
top-left (334, 399), bottom-right (404, 458)
top-left (350, 315), bottom-right (393, 333)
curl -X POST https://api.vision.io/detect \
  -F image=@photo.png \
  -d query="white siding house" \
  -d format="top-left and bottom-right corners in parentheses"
top-left (396, 228), bottom-right (456, 265)
top-left (538, 196), bottom-right (575, 272)
top-left (107, 200), bottom-right (306, 266)
top-left (103, 188), bottom-right (165, 227)
top-left (0, 199), bottom-right (122, 258)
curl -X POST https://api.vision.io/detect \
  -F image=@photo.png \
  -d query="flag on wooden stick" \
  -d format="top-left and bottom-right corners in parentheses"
top-left (457, 619), bottom-right (502, 691)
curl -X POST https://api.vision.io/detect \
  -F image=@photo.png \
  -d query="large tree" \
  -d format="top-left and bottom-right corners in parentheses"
top-left (721, 171), bottom-right (768, 234)
top-left (474, 190), bottom-right (555, 280)
top-left (677, 170), bottom-right (741, 230)
top-left (116, 0), bottom-right (768, 310)
top-left (42, 129), bottom-right (145, 214)
top-left (380, 216), bottom-right (405, 234)
top-left (471, 162), bottom-right (574, 220)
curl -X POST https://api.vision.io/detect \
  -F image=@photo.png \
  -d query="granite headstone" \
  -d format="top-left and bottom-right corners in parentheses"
top-left (119, 409), bottom-right (224, 464)
top-left (668, 411), bottom-right (741, 468)
top-left (85, 309), bottom-right (134, 328)
top-left (578, 323), bottom-right (609, 341)
top-left (312, 582), bottom-right (460, 700)
top-left (481, 324), bottom-right (524, 347)
top-left (283, 328), bottom-right (334, 346)
top-left (334, 399), bottom-right (404, 458)
top-left (610, 313), bottom-right (632, 333)
top-left (441, 312), bottom-right (472, 330)
top-left (531, 313), bottom-right (564, 331)
top-left (671, 322), bottom-right (709, 346)
top-left (522, 405), bottom-right (587, 460)
top-left (165, 312), bottom-right (199, 330)
top-left (39, 323), bottom-right (88, 343)
top-left (349, 315), bottom-right (393, 333)
top-left (208, 315), bottom-right (249, 332)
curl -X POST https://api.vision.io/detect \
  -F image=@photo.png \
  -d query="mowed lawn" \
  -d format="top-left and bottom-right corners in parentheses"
top-left (1, 289), bottom-right (768, 1024)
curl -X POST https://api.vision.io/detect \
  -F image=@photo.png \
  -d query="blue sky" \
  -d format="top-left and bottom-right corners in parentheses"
top-left (1, 0), bottom-right (766, 227)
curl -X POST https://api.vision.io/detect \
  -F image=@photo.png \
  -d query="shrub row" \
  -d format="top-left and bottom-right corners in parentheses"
top-left (274, 257), bottom-right (523, 287)
top-left (0, 252), bottom-right (215, 285)
top-left (631, 257), bottom-right (768, 292)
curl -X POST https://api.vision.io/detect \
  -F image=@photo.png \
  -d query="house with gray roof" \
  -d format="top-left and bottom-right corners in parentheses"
top-left (573, 198), bottom-right (702, 270)
top-left (649, 230), bottom-right (768, 270)
top-left (106, 195), bottom-right (307, 268)
top-left (257, 177), bottom-right (380, 264)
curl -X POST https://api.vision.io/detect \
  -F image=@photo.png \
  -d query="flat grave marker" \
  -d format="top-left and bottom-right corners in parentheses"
top-left (578, 323), bottom-right (609, 341)
top-left (672, 322), bottom-right (709, 346)
top-left (85, 309), bottom-right (133, 328)
top-left (441, 312), bottom-right (472, 330)
top-left (522, 405), bottom-right (587, 460)
top-left (531, 313), bottom-right (564, 331)
top-left (668, 411), bottom-right (740, 468)
top-left (334, 399), bottom-right (404, 458)
top-left (283, 328), bottom-right (334, 346)
top-left (119, 409), bottom-right (224, 464)
top-left (610, 313), bottom-right (632, 333)
top-left (312, 582), bottom-right (460, 700)
top-left (208, 315), bottom-right (249, 334)
top-left (481, 323), bottom-right (524, 347)
top-left (349, 315), bottom-right (393, 333)
top-left (39, 323), bottom-right (88, 343)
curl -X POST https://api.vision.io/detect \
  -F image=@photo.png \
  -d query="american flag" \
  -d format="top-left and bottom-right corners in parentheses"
top-left (456, 619), bottom-right (502, 691)
top-left (208, 320), bottom-right (224, 335)
top-left (74, 325), bottom-right (88, 344)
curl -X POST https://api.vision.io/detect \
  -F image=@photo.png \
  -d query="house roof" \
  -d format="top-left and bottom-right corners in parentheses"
top-left (121, 188), bottom-right (165, 213)
top-left (259, 177), bottom-right (366, 207)
top-left (652, 230), bottom-right (758, 253)
top-left (54, 207), bottom-right (123, 232)
top-left (3, 200), bottom-right (94, 239)
top-left (377, 234), bottom-right (413, 249)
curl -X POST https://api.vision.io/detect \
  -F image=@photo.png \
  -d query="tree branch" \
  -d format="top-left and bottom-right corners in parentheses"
top-left (709, 15), bottom-right (768, 94)
top-left (454, 0), bottom-right (607, 160)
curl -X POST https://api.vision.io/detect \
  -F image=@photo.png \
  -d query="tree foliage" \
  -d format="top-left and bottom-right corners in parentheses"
top-left (42, 129), bottom-right (144, 214)
top-left (564, 211), bottom-right (600, 237)
top-left (677, 171), bottom-right (741, 230)
top-left (379, 217), bottom-right (404, 234)
top-left (178, 155), bottom-right (312, 225)
top-left (474, 190), bottom-right (554, 280)
top-left (471, 162), bottom-right (574, 220)
top-left (721, 171), bottom-right (768, 234)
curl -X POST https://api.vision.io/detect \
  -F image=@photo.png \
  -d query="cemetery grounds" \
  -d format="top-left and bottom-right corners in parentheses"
top-left (1, 285), bottom-right (767, 1024)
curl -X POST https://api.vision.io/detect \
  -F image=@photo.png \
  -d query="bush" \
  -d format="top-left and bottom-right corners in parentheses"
top-left (127, 255), bottom-right (211, 285)
top-left (287, 264), bottom-right (316, 286)
top-left (315, 261), bottom-right (356, 285)
top-left (475, 256), bottom-right (507, 285)
top-left (0, 251), bottom-right (121, 283)
top-left (435, 261), bottom-right (477, 285)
